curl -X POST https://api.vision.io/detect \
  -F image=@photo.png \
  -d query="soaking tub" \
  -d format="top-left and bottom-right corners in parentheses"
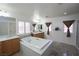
top-left (20, 37), bottom-right (53, 56)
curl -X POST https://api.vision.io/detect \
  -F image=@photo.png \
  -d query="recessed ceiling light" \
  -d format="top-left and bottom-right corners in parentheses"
top-left (57, 3), bottom-right (63, 5)
top-left (5, 11), bottom-right (7, 13)
top-left (64, 12), bottom-right (67, 15)
top-left (46, 16), bottom-right (49, 18)
top-left (0, 10), bottom-right (2, 11)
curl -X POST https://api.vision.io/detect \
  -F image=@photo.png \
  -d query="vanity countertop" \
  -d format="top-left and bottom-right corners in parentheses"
top-left (0, 35), bottom-right (19, 42)
top-left (32, 32), bottom-right (44, 34)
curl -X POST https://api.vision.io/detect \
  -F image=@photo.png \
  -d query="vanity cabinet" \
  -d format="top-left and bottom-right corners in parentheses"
top-left (0, 42), bottom-right (1, 55)
top-left (0, 37), bottom-right (20, 56)
top-left (32, 32), bottom-right (44, 38)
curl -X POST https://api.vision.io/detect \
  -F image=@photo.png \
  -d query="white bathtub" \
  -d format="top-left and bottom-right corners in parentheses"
top-left (20, 37), bottom-right (53, 56)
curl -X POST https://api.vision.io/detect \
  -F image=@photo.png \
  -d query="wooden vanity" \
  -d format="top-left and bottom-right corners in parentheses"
top-left (31, 32), bottom-right (45, 38)
top-left (0, 16), bottom-right (19, 56)
top-left (0, 36), bottom-right (20, 56)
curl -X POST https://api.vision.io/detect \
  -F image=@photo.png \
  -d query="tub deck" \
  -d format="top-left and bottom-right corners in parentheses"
top-left (20, 37), bottom-right (53, 56)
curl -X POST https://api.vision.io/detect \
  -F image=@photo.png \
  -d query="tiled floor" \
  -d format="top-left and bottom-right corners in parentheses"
top-left (50, 41), bottom-right (79, 56)
top-left (13, 41), bottom-right (79, 56)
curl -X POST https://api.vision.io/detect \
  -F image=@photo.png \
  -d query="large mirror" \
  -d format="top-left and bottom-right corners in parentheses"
top-left (0, 16), bottom-right (16, 36)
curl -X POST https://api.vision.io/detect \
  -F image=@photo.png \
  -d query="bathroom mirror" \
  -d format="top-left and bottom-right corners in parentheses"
top-left (38, 24), bottom-right (42, 32)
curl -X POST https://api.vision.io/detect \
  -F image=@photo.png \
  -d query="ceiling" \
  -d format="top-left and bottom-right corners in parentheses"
top-left (0, 3), bottom-right (79, 19)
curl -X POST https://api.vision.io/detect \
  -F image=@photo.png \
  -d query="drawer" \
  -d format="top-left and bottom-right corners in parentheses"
top-left (0, 42), bottom-right (1, 45)
top-left (32, 32), bottom-right (44, 38)
top-left (0, 42), bottom-right (2, 56)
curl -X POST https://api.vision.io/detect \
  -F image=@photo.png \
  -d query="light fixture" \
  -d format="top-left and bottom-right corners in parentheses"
top-left (33, 10), bottom-right (40, 23)
top-left (33, 19), bottom-right (40, 23)
top-left (58, 3), bottom-right (63, 5)
top-left (64, 12), bottom-right (67, 15)
top-left (64, 8), bottom-right (68, 15)
top-left (0, 10), bottom-right (10, 17)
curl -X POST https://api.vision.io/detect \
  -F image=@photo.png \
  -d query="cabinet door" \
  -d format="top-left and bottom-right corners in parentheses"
top-left (2, 40), bottom-right (13, 55)
top-left (10, 38), bottom-right (20, 53)
top-left (0, 42), bottom-right (2, 55)
top-left (2, 38), bottom-right (20, 56)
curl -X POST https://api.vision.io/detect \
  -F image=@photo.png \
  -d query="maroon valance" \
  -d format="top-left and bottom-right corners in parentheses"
top-left (32, 24), bottom-right (36, 32)
top-left (63, 20), bottom-right (75, 37)
top-left (32, 24), bottom-right (36, 27)
top-left (45, 22), bottom-right (52, 35)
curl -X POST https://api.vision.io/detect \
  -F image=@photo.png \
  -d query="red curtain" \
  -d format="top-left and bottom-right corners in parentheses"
top-left (45, 22), bottom-right (52, 35)
top-left (63, 20), bottom-right (75, 37)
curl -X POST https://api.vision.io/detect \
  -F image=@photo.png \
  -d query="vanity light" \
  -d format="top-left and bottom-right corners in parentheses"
top-left (0, 10), bottom-right (10, 17)
top-left (33, 9), bottom-right (41, 23)
top-left (33, 19), bottom-right (40, 23)
top-left (64, 12), bottom-right (67, 15)
top-left (64, 8), bottom-right (68, 15)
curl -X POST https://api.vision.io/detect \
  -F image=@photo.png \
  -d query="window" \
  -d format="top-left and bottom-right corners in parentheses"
top-left (18, 21), bottom-right (24, 34)
top-left (25, 22), bottom-right (30, 33)
top-left (64, 24), bottom-right (73, 33)
top-left (18, 21), bottom-right (31, 34)
top-left (49, 25), bottom-right (52, 31)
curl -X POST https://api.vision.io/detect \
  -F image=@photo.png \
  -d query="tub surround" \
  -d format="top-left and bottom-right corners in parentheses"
top-left (17, 33), bottom-right (31, 39)
top-left (20, 37), bottom-right (53, 56)
top-left (21, 37), bottom-right (51, 50)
